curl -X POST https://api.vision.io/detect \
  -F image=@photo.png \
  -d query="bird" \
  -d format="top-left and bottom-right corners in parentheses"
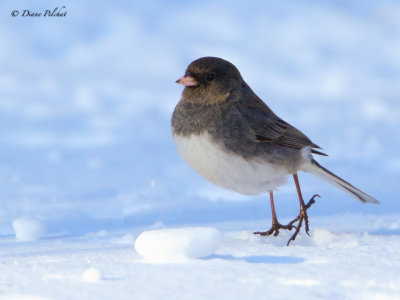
top-left (171, 56), bottom-right (380, 245)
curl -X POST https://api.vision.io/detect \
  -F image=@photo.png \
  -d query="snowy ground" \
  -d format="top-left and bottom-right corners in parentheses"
top-left (1, 0), bottom-right (400, 299)
top-left (2, 214), bottom-right (400, 300)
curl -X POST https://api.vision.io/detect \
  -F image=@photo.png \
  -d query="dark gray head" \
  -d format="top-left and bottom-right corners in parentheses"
top-left (176, 57), bottom-right (244, 105)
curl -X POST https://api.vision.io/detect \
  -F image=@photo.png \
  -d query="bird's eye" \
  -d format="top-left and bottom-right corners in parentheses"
top-left (206, 73), bottom-right (215, 81)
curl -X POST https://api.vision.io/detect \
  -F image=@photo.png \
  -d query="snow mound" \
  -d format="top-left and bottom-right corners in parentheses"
top-left (12, 216), bottom-right (46, 242)
top-left (81, 267), bottom-right (102, 283)
top-left (312, 228), bottom-right (336, 247)
top-left (135, 227), bottom-right (222, 263)
top-left (312, 228), bottom-right (359, 248)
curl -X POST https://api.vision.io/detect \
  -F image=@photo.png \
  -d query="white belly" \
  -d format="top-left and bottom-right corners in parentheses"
top-left (173, 132), bottom-right (289, 195)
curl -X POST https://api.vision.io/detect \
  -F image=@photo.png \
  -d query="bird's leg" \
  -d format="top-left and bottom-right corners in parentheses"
top-left (286, 173), bottom-right (319, 246)
top-left (254, 191), bottom-right (294, 237)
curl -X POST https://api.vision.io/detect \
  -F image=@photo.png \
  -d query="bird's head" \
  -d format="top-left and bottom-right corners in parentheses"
top-left (176, 57), bottom-right (243, 105)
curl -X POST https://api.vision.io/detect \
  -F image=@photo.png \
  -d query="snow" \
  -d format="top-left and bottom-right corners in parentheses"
top-left (2, 296), bottom-right (52, 300)
top-left (311, 228), bottom-right (336, 247)
top-left (1, 215), bottom-right (400, 299)
top-left (1, 0), bottom-right (400, 299)
top-left (116, 233), bottom-right (135, 245)
top-left (134, 227), bottom-right (222, 263)
top-left (12, 216), bottom-right (47, 242)
top-left (81, 268), bottom-right (102, 283)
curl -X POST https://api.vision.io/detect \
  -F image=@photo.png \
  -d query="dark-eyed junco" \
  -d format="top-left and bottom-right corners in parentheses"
top-left (172, 57), bottom-right (379, 245)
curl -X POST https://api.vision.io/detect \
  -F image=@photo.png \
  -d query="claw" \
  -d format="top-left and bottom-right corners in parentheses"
top-left (254, 222), bottom-right (294, 237)
top-left (255, 194), bottom-right (320, 246)
top-left (286, 194), bottom-right (320, 246)
top-left (306, 194), bottom-right (319, 209)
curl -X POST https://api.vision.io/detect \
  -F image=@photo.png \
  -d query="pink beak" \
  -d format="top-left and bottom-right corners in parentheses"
top-left (176, 75), bottom-right (198, 87)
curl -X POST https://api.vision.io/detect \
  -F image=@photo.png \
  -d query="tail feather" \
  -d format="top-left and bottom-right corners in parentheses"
top-left (301, 159), bottom-right (380, 204)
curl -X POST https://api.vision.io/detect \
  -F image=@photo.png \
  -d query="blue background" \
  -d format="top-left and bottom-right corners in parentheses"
top-left (1, 0), bottom-right (399, 235)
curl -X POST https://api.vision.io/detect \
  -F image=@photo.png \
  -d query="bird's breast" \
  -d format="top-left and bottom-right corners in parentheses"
top-left (172, 132), bottom-right (289, 195)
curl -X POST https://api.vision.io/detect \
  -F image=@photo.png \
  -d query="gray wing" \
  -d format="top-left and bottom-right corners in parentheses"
top-left (236, 92), bottom-right (327, 156)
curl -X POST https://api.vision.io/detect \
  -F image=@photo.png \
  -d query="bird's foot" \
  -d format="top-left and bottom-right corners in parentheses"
top-left (286, 194), bottom-right (319, 246)
top-left (254, 222), bottom-right (294, 237)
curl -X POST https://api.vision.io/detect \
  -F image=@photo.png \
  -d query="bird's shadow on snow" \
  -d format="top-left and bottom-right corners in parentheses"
top-left (203, 254), bottom-right (304, 264)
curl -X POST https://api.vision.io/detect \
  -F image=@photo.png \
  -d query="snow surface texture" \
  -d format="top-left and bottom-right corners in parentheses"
top-left (135, 227), bottom-right (222, 263)
top-left (12, 216), bottom-right (47, 242)
top-left (81, 268), bottom-right (102, 283)
top-left (1, 215), bottom-right (400, 299)
top-left (1, 0), bottom-right (400, 299)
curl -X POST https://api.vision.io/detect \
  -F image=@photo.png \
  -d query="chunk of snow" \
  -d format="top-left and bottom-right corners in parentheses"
top-left (81, 267), bottom-right (102, 283)
top-left (312, 228), bottom-right (336, 247)
top-left (134, 227), bottom-right (222, 263)
top-left (313, 228), bottom-right (359, 248)
top-left (12, 216), bottom-right (46, 242)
